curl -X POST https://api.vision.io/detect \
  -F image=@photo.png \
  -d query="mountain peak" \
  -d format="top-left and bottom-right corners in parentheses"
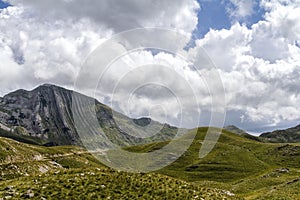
top-left (35, 83), bottom-right (71, 91)
top-left (41, 83), bottom-right (55, 87)
top-left (223, 125), bottom-right (247, 135)
top-left (0, 84), bottom-right (179, 147)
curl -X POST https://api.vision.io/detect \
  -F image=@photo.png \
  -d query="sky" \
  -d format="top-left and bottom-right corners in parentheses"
top-left (0, 0), bottom-right (299, 134)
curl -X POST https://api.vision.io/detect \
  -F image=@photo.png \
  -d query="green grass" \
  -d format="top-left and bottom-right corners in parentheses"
top-left (125, 127), bottom-right (300, 199)
top-left (0, 168), bottom-right (237, 199)
top-left (1, 127), bottom-right (300, 199)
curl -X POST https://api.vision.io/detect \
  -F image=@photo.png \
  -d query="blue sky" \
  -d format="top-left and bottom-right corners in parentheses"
top-left (0, 0), bottom-right (299, 133)
top-left (0, 0), bottom-right (10, 9)
top-left (194, 0), bottom-right (265, 39)
top-left (195, 0), bottom-right (232, 38)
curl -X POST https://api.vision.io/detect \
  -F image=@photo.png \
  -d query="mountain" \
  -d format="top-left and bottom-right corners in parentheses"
top-left (259, 124), bottom-right (300, 143)
top-left (223, 125), bottom-right (247, 135)
top-left (0, 84), bottom-right (179, 147)
top-left (223, 125), bottom-right (261, 142)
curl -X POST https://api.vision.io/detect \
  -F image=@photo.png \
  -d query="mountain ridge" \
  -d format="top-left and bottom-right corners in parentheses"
top-left (0, 84), bottom-right (180, 147)
top-left (1, 84), bottom-right (299, 147)
top-left (259, 124), bottom-right (300, 143)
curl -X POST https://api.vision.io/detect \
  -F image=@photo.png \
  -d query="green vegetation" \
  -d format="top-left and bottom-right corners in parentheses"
top-left (126, 128), bottom-right (300, 199)
top-left (0, 168), bottom-right (236, 199)
top-left (0, 127), bottom-right (45, 145)
top-left (0, 127), bottom-right (300, 199)
top-left (260, 124), bottom-right (300, 143)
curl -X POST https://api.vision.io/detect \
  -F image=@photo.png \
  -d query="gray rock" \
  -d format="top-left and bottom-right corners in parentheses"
top-left (22, 189), bottom-right (34, 198)
top-left (0, 84), bottom-right (180, 147)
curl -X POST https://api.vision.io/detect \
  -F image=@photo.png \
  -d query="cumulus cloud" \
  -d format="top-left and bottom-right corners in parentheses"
top-left (0, 0), bottom-right (200, 95)
top-left (0, 0), bottom-right (299, 132)
top-left (193, 0), bottom-right (300, 130)
top-left (226, 0), bottom-right (256, 20)
top-left (9, 0), bottom-right (199, 36)
top-left (0, 6), bottom-right (112, 95)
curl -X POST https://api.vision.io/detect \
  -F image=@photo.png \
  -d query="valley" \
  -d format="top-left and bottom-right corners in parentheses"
top-left (0, 85), bottom-right (299, 199)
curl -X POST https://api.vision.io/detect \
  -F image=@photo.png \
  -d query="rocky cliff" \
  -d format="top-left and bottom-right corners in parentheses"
top-left (0, 84), bottom-right (179, 146)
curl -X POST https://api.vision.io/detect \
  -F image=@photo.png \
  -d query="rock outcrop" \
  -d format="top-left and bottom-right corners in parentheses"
top-left (0, 84), bottom-right (179, 147)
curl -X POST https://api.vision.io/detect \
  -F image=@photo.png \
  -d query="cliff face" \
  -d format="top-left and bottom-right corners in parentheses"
top-left (0, 84), bottom-right (179, 146)
top-left (0, 84), bottom-right (79, 146)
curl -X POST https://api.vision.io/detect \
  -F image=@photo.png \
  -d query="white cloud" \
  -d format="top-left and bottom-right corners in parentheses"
top-left (85, 50), bottom-right (207, 128)
top-left (0, 0), bottom-right (299, 132)
top-left (226, 0), bottom-right (256, 20)
top-left (0, 0), bottom-right (200, 95)
top-left (10, 0), bottom-right (200, 36)
top-left (250, 1), bottom-right (300, 62)
top-left (0, 5), bottom-right (112, 94)
top-left (193, 0), bottom-right (300, 130)
top-left (195, 23), bottom-right (251, 71)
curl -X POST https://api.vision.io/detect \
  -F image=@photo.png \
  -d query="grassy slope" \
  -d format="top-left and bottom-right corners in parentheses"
top-left (1, 127), bottom-right (300, 199)
top-left (0, 127), bottom-right (46, 146)
top-left (0, 137), bottom-right (103, 181)
top-left (0, 168), bottom-right (235, 199)
top-left (126, 127), bottom-right (300, 199)
top-left (0, 136), bottom-right (236, 200)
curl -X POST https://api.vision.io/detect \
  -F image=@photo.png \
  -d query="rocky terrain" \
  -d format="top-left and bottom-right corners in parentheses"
top-left (0, 84), bottom-right (179, 147)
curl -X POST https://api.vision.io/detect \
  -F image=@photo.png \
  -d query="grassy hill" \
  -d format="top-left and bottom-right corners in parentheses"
top-left (0, 136), bottom-right (237, 199)
top-left (1, 128), bottom-right (300, 199)
top-left (126, 127), bottom-right (300, 199)
top-left (0, 168), bottom-right (236, 199)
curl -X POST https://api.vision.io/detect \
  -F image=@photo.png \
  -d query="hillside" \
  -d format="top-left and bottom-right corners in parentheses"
top-left (224, 125), bottom-right (247, 135)
top-left (0, 136), bottom-right (236, 199)
top-left (126, 127), bottom-right (300, 199)
top-left (0, 85), bottom-right (299, 199)
top-left (224, 125), bottom-right (262, 142)
top-left (1, 128), bottom-right (300, 199)
top-left (259, 124), bottom-right (300, 143)
top-left (0, 84), bottom-right (180, 147)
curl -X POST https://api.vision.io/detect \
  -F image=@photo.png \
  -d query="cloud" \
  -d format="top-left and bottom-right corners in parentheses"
top-left (249, 1), bottom-right (300, 62)
top-left (0, 0), bottom-right (299, 132)
top-left (226, 0), bottom-right (256, 20)
top-left (81, 49), bottom-right (208, 128)
top-left (9, 0), bottom-right (199, 36)
top-left (0, 6), bottom-right (112, 95)
top-left (192, 0), bottom-right (300, 130)
top-left (0, 0), bottom-right (200, 94)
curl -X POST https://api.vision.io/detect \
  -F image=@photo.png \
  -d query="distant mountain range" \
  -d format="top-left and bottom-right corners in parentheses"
top-left (259, 124), bottom-right (300, 143)
top-left (0, 84), bottom-right (299, 147)
top-left (224, 124), bottom-right (300, 143)
top-left (0, 84), bottom-right (179, 146)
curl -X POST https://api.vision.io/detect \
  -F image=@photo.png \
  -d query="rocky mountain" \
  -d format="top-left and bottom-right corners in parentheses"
top-left (0, 84), bottom-right (179, 147)
top-left (259, 124), bottom-right (300, 143)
